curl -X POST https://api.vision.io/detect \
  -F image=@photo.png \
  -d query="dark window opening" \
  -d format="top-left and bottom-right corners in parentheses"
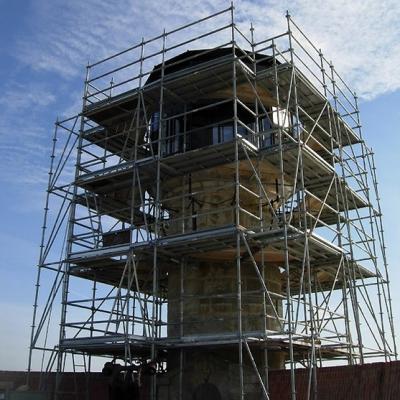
top-left (149, 102), bottom-right (292, 156)
top-left (164, 117), bottom-right (184, 156)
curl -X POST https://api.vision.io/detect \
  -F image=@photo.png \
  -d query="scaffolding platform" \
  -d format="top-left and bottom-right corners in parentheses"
top-left (68, 224), bottom-right (345, 262)
top-left (258, 63), bottom-right (361, 148)
top-left (67, 224), bottom-right (366, 294)
top-left (75, 140), bottom-right (336, 189)
top-left (82, 49), bottom-right (274, 126)
top-left (59, 331), bottom-right (351, 360)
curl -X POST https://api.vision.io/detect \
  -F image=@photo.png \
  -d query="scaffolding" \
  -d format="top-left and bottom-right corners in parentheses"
top-left (27, 5), bottom-right (396, 399)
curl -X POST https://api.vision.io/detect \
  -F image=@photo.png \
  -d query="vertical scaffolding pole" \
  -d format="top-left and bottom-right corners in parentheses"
top-left (178, 258), bottom-right (185, 400)
top-left (328, 61), bottom-right (364, 364)
top-left (27, 121), bottom-right (59, 384)
top-left (369, 151), bottom-right (397, 359)
top-left (231, 4), bottom-right (244, 398)
top-left (150, 28), bottom-right (167, 400)
top-left (55, 64), bottom-right (90, 399)
top-left (272, 34), bottom-right (296, 400)
top-left (286, 13), bottom-right (318, 399)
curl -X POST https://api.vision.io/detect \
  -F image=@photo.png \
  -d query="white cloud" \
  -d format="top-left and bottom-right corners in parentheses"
top-left (14, 0), bottom-right (400, 100)
top-left (272, 0), bottom-right (400, 100)
top-left (0, 83), bottom-right (55, 110)
top-left (0, 86), bottom-right (53, 188)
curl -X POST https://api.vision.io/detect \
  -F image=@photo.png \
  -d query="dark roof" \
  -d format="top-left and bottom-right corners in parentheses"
top-left (145, 47), bottom-right (274, 85)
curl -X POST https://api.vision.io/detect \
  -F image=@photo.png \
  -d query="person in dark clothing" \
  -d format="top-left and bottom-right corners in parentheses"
top-left (102, 362), bottom-right (140, 400)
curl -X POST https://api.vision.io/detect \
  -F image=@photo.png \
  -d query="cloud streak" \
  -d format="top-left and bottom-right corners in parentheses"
top-left (0, 82), bottom-right (54, 187)
top-left (0, 82), bottom-right (56, 110)
top-left (14, 0), bottom-right (400, 100)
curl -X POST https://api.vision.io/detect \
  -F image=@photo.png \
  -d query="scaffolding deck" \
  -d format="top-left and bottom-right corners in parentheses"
top-left (60, 331), bottom-right (351, 360)
top-left (66, 224), bottom-right (375, 294)
top-left (69, 225), bottom-right (344, 261)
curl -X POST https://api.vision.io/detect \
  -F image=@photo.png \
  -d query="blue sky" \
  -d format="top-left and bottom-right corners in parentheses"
top-left (0, 0), bottom-right (400, 370)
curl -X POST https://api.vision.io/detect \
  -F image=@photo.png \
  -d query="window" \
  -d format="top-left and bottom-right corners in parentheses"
top-left (151, 112), bottom-right (160, 133)
top-left (271, 107), bottom-right (302, 138)
top-left (151, 112), bottom-right (184, 156)
top-left (212, 124), bottom-right (234, 144)
top-left (164, 117), bottom-right (183, 156)
top-left (272, 107), bottom-right (290, 128)
top-left (258, 116), bottom-right (274, 148)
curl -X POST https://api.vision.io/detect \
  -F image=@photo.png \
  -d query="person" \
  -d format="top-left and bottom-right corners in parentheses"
top-left (102, 362), bottom-right (140, 400)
